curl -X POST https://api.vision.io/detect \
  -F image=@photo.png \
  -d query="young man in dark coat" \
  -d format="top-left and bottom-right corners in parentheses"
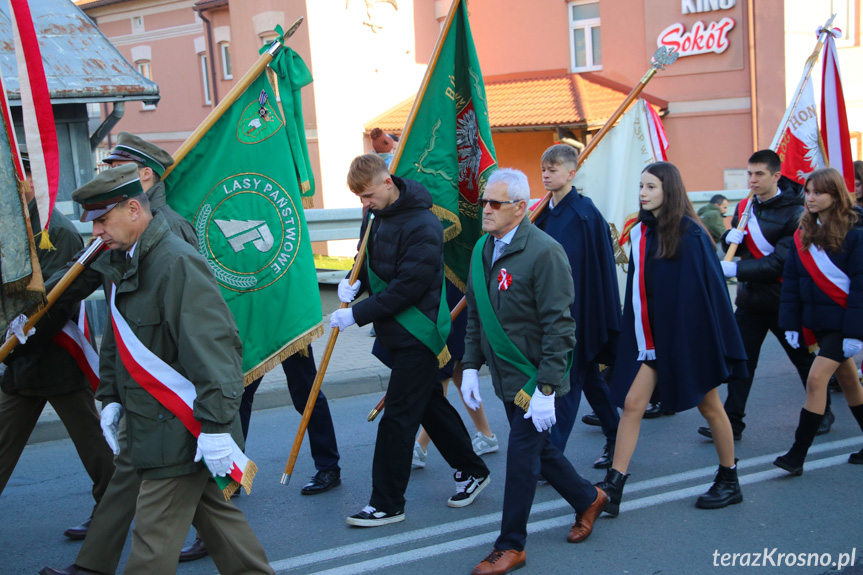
top-left (461, 168), bottom-right (606, 575)
top-left (700, 149), bottom-right (832, 441)
top-left (334, 154), bottom-right (489, 526)
top-left (533, 144), bottom-right (621, 469)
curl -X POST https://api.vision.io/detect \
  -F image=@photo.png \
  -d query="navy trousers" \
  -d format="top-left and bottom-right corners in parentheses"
top-left (241, 345), bottom-right (340, 472)
top-left (549, 363), bottom-right (619, 451)
top-left (496, 402), bottom-right (597, 552)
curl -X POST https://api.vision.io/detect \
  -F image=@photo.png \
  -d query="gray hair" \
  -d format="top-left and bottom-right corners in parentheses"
top-left (487, 168), bottom-right (530, 202)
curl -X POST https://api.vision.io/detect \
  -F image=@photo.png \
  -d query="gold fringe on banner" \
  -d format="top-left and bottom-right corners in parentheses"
top-left (242, 322), bottom-right (324, 386)
top-left (430, 205), bottom-right (461, 242)
top-left (444, 265), bottom-right (466, 293)
top-left (300, 180), bottom-right (311, 192)
top-left (301, 196), bottom-right (315, 209)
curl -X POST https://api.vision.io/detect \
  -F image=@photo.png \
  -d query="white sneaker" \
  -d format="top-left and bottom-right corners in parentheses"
top-left (472, 432), bottom-right (499, 455)
top-left (412, 442), bottom-right (427, 469)
top-left (447, 472), bottom-right (489, 508)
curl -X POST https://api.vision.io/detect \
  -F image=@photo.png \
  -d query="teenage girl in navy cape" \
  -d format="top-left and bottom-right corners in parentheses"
top-left (775, 167), bottom-right (863, 474)
top-left (596, 161), bottom-right (748, 516)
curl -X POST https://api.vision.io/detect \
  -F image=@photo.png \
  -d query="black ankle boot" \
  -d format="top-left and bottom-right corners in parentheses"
top-left (773, 408), bottom-right (822, 475)
top-left (696, 460), bottom-right (743, 509)
top-left (849, 404), bottom-right (863, 464)
top-left (594, 468), bottom-right (629, 517)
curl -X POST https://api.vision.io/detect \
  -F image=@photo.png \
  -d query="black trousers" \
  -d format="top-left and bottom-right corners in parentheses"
top-left (496, 402), bottom-right (597, 552)
top-left (724, 308), bottom-right (826, 432)
top-left (241, 346), bottom-right (340, 472)
top-left (369, 346), bottom-right (488, 514)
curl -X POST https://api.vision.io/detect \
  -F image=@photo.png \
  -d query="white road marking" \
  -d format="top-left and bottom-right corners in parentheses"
top-left (269, 439), bottom-right (860, 574)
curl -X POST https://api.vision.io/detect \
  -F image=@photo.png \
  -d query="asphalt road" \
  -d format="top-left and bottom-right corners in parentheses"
top-left (2, 334), bottom-right (862, 575)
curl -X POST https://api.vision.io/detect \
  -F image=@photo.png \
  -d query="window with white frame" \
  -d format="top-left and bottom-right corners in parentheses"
top-left (261, 34), bottom-right (278, 48)
top-left (831, 0), bottom-right (858, 47)
top-left (200, 53), bottom-right (212, 106)
top-left (220, 43), bottom-right (233, 80)
top-left (568, 1), bottom-right (601, 72)
top-left (136, 61), bottom-right (156, 110)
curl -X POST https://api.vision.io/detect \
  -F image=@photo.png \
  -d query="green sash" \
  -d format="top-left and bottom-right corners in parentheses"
top-left (365, 246), bottom-right (451, 367)
top-left (470, 236), bottom-right (570, 411)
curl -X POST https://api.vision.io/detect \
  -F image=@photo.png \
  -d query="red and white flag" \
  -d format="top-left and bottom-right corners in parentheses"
top-left (644, 100), bottom-right (669, 162)
top-left (778, 74), bottom-right (826, 185)
top-left (9, 0), bottom-right (59, 246)
top-left (820, 27), bottom-right (854, 194)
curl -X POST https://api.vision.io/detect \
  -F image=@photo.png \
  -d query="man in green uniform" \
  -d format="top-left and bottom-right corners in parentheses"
top-left (45, 165), bottom-right (272, 575)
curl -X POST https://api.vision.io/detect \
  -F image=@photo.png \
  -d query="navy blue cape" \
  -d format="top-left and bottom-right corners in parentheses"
top-left (611, 216), bottom-right (748, 412)
top-left (534, 189), bottom-right (621, 380)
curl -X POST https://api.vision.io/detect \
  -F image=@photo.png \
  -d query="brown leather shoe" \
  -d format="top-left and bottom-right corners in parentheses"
top-left (567, 486), bottom-right (608, 543)
top-left (471, 548), bottom-right (526, 575)
top-left (39, 565), bottom-right (108, 575)
top-left (179, 536), bottom-right (209, 562)
top-left (63, 517), bottom-right (92, 540)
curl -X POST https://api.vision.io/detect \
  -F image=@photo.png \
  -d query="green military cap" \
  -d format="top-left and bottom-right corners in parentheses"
top-left (73, 163), bottom-right (144, 222)
top-left (104, 132), bottom-right (174, 177)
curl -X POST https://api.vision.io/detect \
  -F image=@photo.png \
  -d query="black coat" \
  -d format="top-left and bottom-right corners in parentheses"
top-left (779, 208), bottom-right (863, 339)
top-left (352, 176), bottom-right (444, 351)
top-left (723, 184), bottom-right (804, 313)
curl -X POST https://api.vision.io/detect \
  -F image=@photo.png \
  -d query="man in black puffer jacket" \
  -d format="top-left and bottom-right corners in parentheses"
top-left (332, 154), bottom-right (489, 527)
top-left (698, 149), bottom-right (832, 441)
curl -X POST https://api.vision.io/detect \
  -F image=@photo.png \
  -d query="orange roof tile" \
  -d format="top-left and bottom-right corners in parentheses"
top-left (365, 70), bottom-right (666, 133)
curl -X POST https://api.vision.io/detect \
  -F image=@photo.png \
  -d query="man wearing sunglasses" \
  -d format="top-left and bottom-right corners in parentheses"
top-left (333, 154), bottom-right (489, 527)
top-left (461, 168), bottom-right (607, 575)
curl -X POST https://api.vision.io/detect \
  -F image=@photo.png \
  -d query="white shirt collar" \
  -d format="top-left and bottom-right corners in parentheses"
top-left (496, 225), bottom-right (519, 246)
top-left (127, 242), bottom-right (138, 259)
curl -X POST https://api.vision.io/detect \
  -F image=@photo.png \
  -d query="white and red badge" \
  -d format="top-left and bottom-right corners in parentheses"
top-left (497, 268), bottom-right (512, 291)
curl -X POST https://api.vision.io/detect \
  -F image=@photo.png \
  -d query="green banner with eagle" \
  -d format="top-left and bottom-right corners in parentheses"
top-left (390, 0), bottom-right (497, 292)
top-left (164, 52), bottom-right (322, 383)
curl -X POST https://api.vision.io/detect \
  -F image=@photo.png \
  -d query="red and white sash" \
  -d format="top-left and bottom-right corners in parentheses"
top-left (629, 223), bottom-right (656, 360)
top-left (737, 199), bottom-right (775, 259)
top-left (793, 229), bottom-right (849, 308)
top-left (51, 302), bottom-right (99, 391)
top-left (109, 285), bottom-right (255, 498)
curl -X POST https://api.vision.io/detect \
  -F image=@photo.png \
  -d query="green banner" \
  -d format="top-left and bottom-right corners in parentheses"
top-left (390, 0), bottom-right (497, 292)
top-left (165, 60), bottom-right (322, 382)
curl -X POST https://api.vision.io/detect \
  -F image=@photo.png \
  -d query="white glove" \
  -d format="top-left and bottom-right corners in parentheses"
top-left (5, 314), bottom-right (35, 344)
top-left (329, 308), bottom-right (356, 331)
top-left (460, 369), bottom-right (482, 411)
top-left (100, 403), bottom-right (124, 456)
top-left (337, 279), bottom-right (361, 303)
top-left (726, 228), bottom-right (746, 245)
top-left (785, 331), bottom-right (800, 349)
top-left (720, 260), bottom-right (738, 278)
top-left (524, 387), bottom-right (556, 432)
top-left (194, 432), bottom-right (234, 476)
top-left (843, 338), bottom-right (863, 358)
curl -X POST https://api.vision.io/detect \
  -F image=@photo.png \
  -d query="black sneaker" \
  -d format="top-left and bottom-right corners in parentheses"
top-left (346, 505), bottom-right (405, 527)
top-left (697, 426), bottom-right (742, 441)
top-left (447, 472), bottom-right (489, 508)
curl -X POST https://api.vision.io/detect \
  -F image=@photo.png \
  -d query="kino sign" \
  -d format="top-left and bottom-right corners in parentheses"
top-left (657, 0), bottom-right (736, 57)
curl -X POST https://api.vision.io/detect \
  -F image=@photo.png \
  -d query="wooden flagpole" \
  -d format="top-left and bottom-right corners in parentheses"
top-left (0, 238), bottom-right (105, 363)
top-left (281, 216), bottom-right (374, 485)
top-left (367, 46), bottom-right (680, 421)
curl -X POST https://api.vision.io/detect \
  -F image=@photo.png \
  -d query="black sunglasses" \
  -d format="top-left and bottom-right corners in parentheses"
top-left (479, 198), bottom-right (520, 210)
